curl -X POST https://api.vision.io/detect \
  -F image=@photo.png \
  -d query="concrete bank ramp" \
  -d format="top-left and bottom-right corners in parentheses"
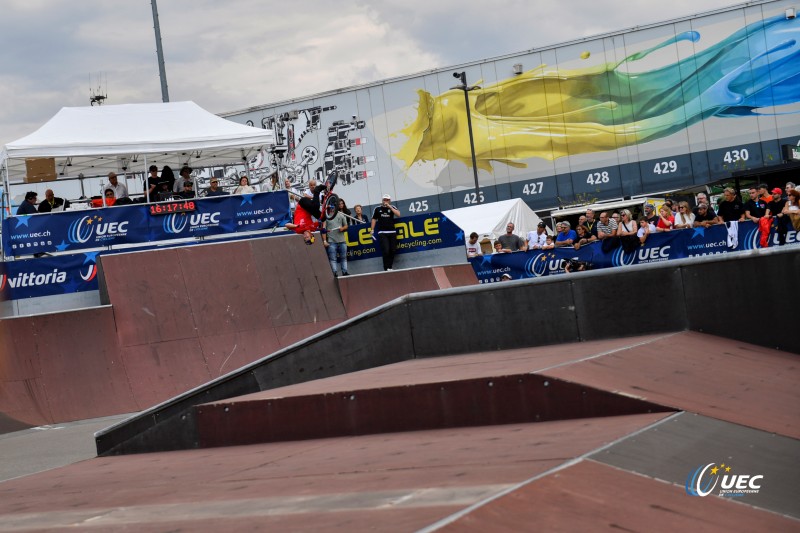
top-left (1, 235), bottom-right (475, 431)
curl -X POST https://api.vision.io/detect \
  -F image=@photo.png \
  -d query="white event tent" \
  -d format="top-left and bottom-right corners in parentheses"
top-left (443, 198), bottom-right (544, 245)
top-left (1, 101), bottom-right (275, 202)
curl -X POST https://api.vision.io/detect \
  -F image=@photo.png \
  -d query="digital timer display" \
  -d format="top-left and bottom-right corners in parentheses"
top-left (149, 200), bottom-right (197, 215)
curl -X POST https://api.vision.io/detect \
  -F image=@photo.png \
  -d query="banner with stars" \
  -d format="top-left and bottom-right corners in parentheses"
top-left (469, 221), bottom-right (798, 283)
top-left (342, 212), bottom-right (464, 261)
top-left (1, 191), bottom-right (290, 257)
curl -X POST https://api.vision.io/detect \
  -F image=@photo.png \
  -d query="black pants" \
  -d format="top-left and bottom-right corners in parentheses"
top-left (776, 216), bottom-right (790, 245)
top-left (379, 233), bottom-right (397, 270)
top-left (298, 197), bottom-right (321, 219)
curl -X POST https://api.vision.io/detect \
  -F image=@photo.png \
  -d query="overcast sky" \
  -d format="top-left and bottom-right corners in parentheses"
top-left (0, 0), bottom-right (742, 147)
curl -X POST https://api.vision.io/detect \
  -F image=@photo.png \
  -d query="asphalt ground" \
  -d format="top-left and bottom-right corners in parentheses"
top-left (0, 413), bottom-right (131, 483)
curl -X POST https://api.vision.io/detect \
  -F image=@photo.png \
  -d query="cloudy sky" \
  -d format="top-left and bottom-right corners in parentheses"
top-left (0, 0), bottom-right (742, 147)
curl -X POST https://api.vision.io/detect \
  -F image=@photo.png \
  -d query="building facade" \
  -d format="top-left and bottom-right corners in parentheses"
top-left (222, 0), bottom-right (800, 215)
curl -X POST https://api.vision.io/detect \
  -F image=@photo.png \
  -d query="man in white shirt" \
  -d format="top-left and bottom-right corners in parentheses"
top-left (527, 222), bottom-right (548, 249)
top-left (104, 172), bottom-right (129, 200)
top-left (465, 232), bottom-right (483, 257)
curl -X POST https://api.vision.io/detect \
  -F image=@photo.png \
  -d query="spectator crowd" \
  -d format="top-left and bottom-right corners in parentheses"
top-left (465, 182), bottom-right (799, 260)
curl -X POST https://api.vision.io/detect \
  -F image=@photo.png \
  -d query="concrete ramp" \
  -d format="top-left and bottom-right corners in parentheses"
top-left (338, 264), bottom-right (476, 316)
top-left (0, 235), bottom-right (346, 429)
top-left (94, 248), bottom-right (797, 456)
top-left (0, 234), bottom-right (477, 431)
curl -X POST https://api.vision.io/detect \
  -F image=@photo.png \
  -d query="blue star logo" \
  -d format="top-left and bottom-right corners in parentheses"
top-left (692, 227), bottom-right (706, 239)
top-left (481, 255), bottom-right (493, 267)
top-left (15, 217), bottom-right (30, 228)
top-left (83, 252), bottom-right (99, 265)
top-left (55, 241), bottom-right (70, 252)
top-left (239, 194), bottom-right (255, 206)
top-left (454, 230), bottom-right (464, 242)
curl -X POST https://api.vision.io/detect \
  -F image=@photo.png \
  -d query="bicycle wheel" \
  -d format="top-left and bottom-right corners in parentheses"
top-left (322, 193), bottom-right (339, 221)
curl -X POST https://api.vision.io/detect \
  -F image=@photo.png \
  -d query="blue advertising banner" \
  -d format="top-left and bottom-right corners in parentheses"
top-left (0, 251), bottom-right (100, 300)
top-left (470, 222), bottom-right (798, 283)
top-left (2, 192), bottom-right (290, 257)
top-left (342, 212), bottom-right (464, 261)
top-left (3, 215), bottom-right (792, 300)
top-left (0, 210), bottom-right (463, 301)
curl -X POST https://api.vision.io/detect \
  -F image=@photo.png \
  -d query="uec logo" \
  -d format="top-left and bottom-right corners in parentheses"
top-left (68, 217), bottom-right (129, 243)
top-left (525, 253), bottom-right (563, 277)
top-left (685, 463), bottom-right (763, 497)
top-left (95, 221), bottom-right (128, 236)
top-left (68, 216), bottom-right (95, 244)
top-left (612, 245), bottom-right (670, 267)
top-left (741, 228), bottom-right (760, 250)
top-left (163, 214), bottom-right (188, 234)
top-left (163, 212), bottom-right (221, 234)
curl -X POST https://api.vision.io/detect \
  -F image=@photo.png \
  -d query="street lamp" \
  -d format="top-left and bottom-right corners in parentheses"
top-left (452, 71), bottom-right (481, 202)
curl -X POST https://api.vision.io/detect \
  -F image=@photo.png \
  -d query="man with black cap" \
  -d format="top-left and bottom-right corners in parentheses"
top-left (370, 193), bottom-right (401, 270)
top-left (179, 180), bottom-right (196, 199)
top-left (527, 221), bottom-right (548, 249)
top-left (17, 191), bottom-right (38, 215)
top-left (693, 203), bottom-right (720, 228)
top-left (643, 203), bottom-right (658, 226)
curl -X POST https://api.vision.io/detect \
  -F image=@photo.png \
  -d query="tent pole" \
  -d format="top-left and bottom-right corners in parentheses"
top-left (143, 154), bottom-right (150, 203)
top-left (1, 158), bottom-right (9, 215)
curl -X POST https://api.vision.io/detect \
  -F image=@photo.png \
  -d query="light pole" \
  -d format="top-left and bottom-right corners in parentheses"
top-left (151, 0), bottom-right (170, 102)
top-left (452, 71), bottom-right (481, 202)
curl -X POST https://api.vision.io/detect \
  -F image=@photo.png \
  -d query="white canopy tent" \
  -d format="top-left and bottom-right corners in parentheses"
top-left (1, 101), bottom-right (274, 193)
top-left (443, 198), bottom-right (544, 244)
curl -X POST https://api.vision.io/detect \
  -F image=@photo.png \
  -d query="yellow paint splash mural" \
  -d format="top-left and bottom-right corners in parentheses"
top-left (396, 15), bottom-right (800, 172)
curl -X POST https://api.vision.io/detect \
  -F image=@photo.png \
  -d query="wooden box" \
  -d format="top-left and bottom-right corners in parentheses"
top-left (24, 158), bottom-right (57, 183)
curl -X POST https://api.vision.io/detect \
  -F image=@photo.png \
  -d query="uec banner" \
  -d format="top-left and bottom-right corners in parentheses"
top-left (470, 222), bottom-right (797, 282)
top-left (2, 192), bottom-right (291, 257)
top-left (0, 211), bottom-right (464, 300)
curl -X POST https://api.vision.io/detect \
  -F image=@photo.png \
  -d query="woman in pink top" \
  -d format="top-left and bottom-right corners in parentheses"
top-left (656, 204), bottom-right (674, 232)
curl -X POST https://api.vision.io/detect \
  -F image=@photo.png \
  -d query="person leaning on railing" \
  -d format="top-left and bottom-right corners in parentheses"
top-left (37, 189), bottom-right (71, 213)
